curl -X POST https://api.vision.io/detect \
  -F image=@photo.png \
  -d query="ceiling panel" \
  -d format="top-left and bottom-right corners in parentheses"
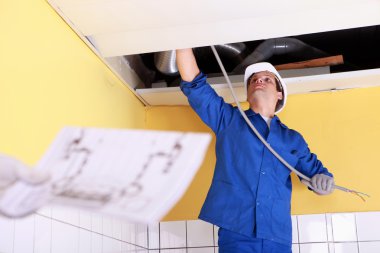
top-left (137, 68), bottom-right (380, 105)
top-left (49, 0), bottom-right (380, 56)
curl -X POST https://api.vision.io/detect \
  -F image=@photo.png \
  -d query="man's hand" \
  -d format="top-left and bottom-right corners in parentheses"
top-left (0, 154), bottom-right (50, 217)
top-left (0, 154), bottom-right (50, 189)
top-left (301, 174), bottom-right (335, 195)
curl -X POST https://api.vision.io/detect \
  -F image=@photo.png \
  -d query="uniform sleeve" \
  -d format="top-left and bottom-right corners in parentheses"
top-left (180, 72), bottom-right (234, 134)
top-left (295, 134), bottom-right (333, 180)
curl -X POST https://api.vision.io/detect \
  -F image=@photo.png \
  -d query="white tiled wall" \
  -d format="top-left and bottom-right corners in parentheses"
top-left (0, 215), bottom-right (14, 253)
top-left (148, 223), bottom-right (160, 249)
top-left (334, 242), bottom-right (359, 253)
top-left (298, 214), bottom-right (328, 243)
top-left (0, 206), bottom-right (148, 253)
top-left (91, 233), bottom-right (102, 253)
top-left (1, 210), bottom-right (380, 253)
top-left (34, 215), bottom-right (51, 253)
top-left (79, 229), bottom-right (92, 253)
top-left (14, 215), bottom-right (35, 253)
top-left (356, 212), bottom-right (380, 241)
top-left (160, 221), bottom-right (187, 248)
top-left (292, 216), bottom-right (299, 243)
top-left (331, 213), bottom-right (357, 242)
top-left (186, 220), bottom-right (214, 247)
top-left (359, 242), bottom-right (380, 253)
top-left (299, 243), bottom-right (329, 253)
top-left (292, 244), bottom-right (300, 253)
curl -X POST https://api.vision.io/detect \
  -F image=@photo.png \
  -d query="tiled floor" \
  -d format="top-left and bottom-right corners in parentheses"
top-left (0, 209), bottom-right (380, 253)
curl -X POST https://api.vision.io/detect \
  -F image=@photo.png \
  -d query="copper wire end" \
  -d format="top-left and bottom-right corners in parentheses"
top-left (348, 190), bottom-right (370, 202)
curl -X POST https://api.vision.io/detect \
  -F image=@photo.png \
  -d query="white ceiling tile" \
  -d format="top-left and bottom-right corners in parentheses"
top-left (49, 0), bottom-right (380, 56)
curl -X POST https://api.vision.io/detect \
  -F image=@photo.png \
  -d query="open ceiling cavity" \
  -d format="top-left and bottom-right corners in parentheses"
top-left (126, 26), bottom-right (380, 89)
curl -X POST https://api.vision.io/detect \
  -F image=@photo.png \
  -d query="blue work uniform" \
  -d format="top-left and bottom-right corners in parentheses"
top-left (180, 72), bottom-right (333, 249)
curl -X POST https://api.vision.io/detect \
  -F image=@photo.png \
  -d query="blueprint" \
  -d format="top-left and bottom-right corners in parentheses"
top-left (0, 127), bottom-right (211, 222)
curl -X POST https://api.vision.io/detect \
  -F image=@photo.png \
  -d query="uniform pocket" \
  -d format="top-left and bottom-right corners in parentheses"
top-left (271, 199), bottom-right (292, 241)
top-left (201, 180), bottom-right (254, 226)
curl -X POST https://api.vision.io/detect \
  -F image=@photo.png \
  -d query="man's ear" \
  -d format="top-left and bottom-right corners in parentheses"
top-left (277, 91), bottom-right (283, 101)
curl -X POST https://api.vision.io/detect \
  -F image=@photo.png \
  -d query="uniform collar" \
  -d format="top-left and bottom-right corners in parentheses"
top-left (244, 108), bottom-right (257, 117)
top-left (244, 108), bottom-right (280, 123)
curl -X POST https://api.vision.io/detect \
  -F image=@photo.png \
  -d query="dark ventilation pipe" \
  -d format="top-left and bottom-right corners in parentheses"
top-left (212, 43), bottom-right (247, 61)
top-left (124, 55), bottom-right (156, 88)
top-left (154, 43), bottom-right (246, 76)
top-left (233, 38), bottom-right (329, 73)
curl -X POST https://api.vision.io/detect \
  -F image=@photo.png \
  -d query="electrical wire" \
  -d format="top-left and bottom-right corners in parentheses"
top-left (210, 45), bottom-right (370, 201)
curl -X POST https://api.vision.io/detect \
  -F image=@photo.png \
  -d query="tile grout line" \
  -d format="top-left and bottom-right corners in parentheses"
top-left (100, 215), bottom-right (103, 252)
top-left (50, 214), bottom-right (53, 253)
top-left (330, 213), bottom-right (335, 243)
top-left (36, 213), bottom-right (148, 249)
top-left (212, 224), bottom-right (216, 251)
top-left (325, 213), bottom-right (331, 253)
top-left (77, 211), bottom-right (80, 253)
top-left (185, 220), bottom-right (188, 253)
top-left (354, 213), bottom-right (360, 253)
top-left (90, 213), bottom-right (93, 253)
top-left (12, 219), bottom-right (15, 253)
top-left (296, 215), bottom-right (301, 250)
top-left (33, 214), bottom-right (36, 253)
top-left (158, 222), bottom-right (161, 253)
top-left (147, 224), bottom-right (150, 250)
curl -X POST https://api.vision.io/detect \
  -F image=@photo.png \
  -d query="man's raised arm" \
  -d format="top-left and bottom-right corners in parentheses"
top-left (176, 48), bottom-right (200, 82)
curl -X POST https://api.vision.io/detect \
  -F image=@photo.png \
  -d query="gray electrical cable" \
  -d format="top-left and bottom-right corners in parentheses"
top-left (210, 45), bottom-right (369, 200)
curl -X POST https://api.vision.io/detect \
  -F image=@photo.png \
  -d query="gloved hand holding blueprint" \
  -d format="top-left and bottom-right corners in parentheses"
top-left (0, 127), bottom-right (211, 223)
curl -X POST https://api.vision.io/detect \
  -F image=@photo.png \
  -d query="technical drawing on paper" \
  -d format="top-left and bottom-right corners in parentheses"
top-left (34, 127), bottom-right (211, 222)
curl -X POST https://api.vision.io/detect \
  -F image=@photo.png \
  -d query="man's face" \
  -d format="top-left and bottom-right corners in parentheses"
top-left (247, 71), bottom-right (283, 103)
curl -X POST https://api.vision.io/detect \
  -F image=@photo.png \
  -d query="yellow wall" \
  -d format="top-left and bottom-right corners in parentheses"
top-left (0, 0), bottom-right (146, 165)
top-left (147, 85), bottom-right (380, 220)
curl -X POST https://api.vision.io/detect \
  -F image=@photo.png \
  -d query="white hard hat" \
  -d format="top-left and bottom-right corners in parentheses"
top-left (244, 62), bottom-right (287, 114)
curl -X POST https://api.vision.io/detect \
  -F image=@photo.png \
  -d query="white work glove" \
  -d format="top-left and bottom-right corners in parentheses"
top-left (0, 154), bottom-right (50, 217)
top-left (301, 174), bottom-right (334, 195)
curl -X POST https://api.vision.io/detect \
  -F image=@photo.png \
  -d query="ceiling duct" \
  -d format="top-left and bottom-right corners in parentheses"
top-left (209, 43), bottom-right (247, 61)
top-left (233, 38), bottom-right (329, 73)
top-left (153, 38), bottom-right (328, 79)
top-left (154, 43), bottom-right (246, 76)
top-left (154, 50), bottom-right (178, 76)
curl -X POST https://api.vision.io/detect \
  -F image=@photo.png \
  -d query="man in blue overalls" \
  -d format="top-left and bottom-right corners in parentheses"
top-left (176, 48), bottom-right (335, 253)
